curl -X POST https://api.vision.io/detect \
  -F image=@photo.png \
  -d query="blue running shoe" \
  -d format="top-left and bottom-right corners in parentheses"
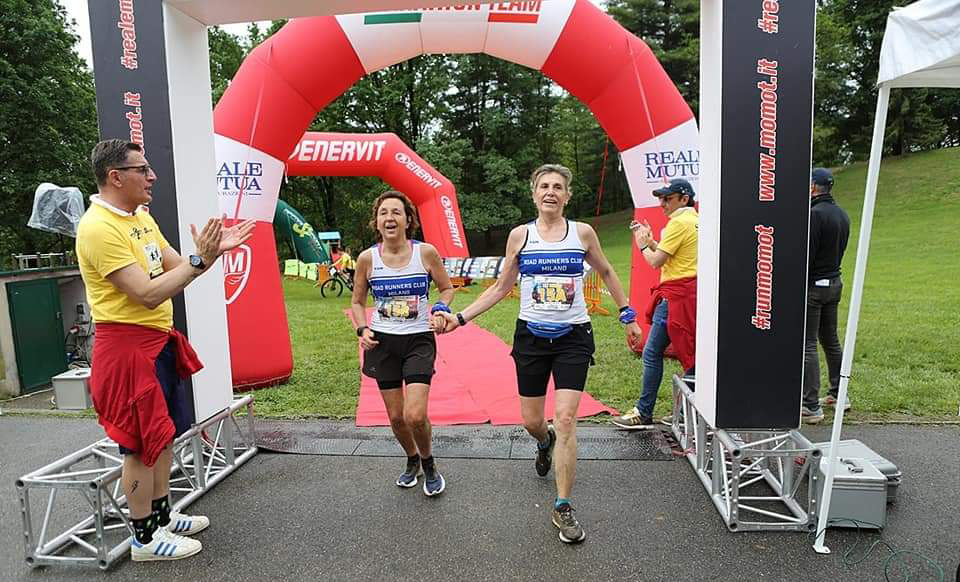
top-left (423, 469), bottom-right (446, 497)
top-left (396, 456), bottom-right (421, 488)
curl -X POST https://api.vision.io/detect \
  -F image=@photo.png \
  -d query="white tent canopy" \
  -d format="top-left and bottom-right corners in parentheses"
top-left (814, 0), bottom-right (960, 554)
top-left (878, 0), bottom-right (960, 88)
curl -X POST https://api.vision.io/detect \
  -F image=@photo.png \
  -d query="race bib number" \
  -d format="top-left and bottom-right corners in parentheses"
top-left (531, 276), bottom-right (575, 311)
top-left (377, 295), bottom-right (420, 321)
top-left (143, 242), bottom-right (163, 278)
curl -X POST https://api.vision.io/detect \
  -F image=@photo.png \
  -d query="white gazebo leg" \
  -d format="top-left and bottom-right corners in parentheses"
top-left (813, 85), bottom-right (891, 554)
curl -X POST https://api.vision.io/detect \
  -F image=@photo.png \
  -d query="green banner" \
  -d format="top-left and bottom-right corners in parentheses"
top-left (274, 199), bottom-right (331, 264)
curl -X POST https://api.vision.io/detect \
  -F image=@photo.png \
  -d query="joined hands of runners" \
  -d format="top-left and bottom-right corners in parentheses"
top-left (430, 312), bottom-right (459, 335)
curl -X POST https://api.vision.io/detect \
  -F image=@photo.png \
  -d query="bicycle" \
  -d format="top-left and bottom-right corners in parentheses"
top-left (320, 265), bottom-right (354, 298)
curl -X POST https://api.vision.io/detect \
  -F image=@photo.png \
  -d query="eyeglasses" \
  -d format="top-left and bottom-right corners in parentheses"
top-left (113, 164), bottom-right (154, 176)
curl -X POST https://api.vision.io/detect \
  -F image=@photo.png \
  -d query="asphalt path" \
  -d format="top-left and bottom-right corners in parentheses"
top-left (1, 416), bottom-right (956, 581)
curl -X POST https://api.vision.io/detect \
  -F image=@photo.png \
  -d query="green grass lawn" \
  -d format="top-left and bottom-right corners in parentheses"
top-left (250, 147), bottom-right (960, 422)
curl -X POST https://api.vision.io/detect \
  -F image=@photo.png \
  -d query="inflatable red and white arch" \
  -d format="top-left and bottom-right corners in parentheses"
top-left (214, 0), bottom-right (699, 388)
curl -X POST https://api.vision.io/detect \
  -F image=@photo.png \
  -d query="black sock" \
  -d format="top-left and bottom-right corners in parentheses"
top-left (132, 514), bottom-right (157, 544)
top-left (421, 456), bottom-right (436, 477)
top-left (152, 496), bottom-right (171, 528)
top-left (406, 454), bottom-right (420, 470)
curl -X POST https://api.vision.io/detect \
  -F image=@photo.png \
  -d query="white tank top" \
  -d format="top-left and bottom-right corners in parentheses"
top-left (369, 241), bottom-right (431, 335)
top-left (518, 220), bottom-right (590, 325)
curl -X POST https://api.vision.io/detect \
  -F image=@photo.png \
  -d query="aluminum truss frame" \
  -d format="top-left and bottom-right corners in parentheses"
top-left (670, 376), bottom-right (822, 532)
top-left (16, 396), bottom-right (257, 569)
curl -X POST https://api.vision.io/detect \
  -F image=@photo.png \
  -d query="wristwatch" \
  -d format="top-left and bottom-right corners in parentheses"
top-left (188, 254), bottom-right (205, 270)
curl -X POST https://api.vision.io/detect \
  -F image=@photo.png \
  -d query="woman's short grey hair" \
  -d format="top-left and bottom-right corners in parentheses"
top-left (529, 164), bottom-right (573, 191)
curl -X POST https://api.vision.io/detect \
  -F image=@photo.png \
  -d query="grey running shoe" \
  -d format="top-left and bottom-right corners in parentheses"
top-left (552, 503), bottom-right (586, 544)
top-left (535, 425), bottom-right (556, 477)
top-left (800, 405), bottom-right (824, 425)
top-left (396, 456), bottom-right (421, 488)
top-left (611, 407), bottom-right (655, 430)
top-left (820, 394), bottom-right (851, 411)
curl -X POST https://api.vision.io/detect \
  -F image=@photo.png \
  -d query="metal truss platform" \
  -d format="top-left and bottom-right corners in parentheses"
top-left (16, 396), bottom-right (257, 569)
top-left (669, 376), bottom-right (822, 532)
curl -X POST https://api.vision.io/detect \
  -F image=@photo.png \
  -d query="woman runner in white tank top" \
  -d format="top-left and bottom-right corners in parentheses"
top-left (434, 165), bottom-right (642, 544)
top-left (350, 191), bottom-right (455, 497)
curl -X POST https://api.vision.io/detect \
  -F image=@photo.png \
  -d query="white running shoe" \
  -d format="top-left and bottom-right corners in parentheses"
top-left (165, 511), bottom-right (210, 536)
top-left (131, 527), bottom-right (203, 562)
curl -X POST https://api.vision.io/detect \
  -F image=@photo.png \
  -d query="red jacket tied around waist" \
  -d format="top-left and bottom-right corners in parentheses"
top-left (645, 276), bottom-right (697, 371)
top-left (90, 323), bottom-right (203, 467)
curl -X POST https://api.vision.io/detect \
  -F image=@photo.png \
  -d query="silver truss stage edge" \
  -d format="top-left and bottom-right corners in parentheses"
top-left (670, 376), bottom-right (822, 532)
top-left (16, 396), bottom-right (257, 570)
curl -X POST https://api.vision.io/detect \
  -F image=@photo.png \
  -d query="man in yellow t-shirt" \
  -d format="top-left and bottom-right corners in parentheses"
top-left (76, 139), bottom-right (253, 562)
top-left (333, 247), bottom-right (356, 284)
top-left (613, 178), bottom-right (699, 429)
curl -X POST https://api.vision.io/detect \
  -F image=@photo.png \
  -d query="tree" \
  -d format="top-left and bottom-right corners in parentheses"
top-left (605, 0), bottom-right (700, 117)
top-left (815, 0), bottom-right (950, 161)
top-left (208, 26), bottom-right (246, 105)
top-left (437, 54), bottom-right (562, 236)
top-left (0, 0), bottom-right (98, 261)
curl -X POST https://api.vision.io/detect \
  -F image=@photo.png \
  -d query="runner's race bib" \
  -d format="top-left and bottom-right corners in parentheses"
top-left (377, 295), bottom-right (419, 321)
top-left (143, 242), bottom-right (163, 278)
top-left (531, 276), bottom-right (575, 311)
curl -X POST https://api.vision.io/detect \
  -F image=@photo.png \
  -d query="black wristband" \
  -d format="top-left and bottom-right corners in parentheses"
top-left (456, 312), bottom-right (467, 326)
top-left (356, 325), bottom-right (369, 337)
top-left (619, 306), bottom-right (630, 313)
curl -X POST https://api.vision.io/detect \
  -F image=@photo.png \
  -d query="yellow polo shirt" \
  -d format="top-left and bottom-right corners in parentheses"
top-left (658, 207), bottom-right (698, 282)
top-left (76, 197), bottom-right (173, 330)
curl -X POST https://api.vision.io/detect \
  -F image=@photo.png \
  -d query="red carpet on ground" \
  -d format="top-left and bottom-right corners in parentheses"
top-left (350, 310), bottom-right (618, 426)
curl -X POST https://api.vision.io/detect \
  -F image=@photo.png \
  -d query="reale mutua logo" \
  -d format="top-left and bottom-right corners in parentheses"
top-left (217, 162), bottom-right (264, 196)
top-left (643, 149), bottom-right (700, 184)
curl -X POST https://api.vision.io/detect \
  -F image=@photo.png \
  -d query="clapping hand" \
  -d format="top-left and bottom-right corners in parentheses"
top-left (629, 219), bottom-right (654, 249)
top-left (190, 217), bottom-right (223, 266)
top-left (219, 217), bottom-right (255, 254)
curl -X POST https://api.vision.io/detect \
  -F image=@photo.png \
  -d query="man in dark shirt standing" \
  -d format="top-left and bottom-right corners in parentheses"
top-left (801, 168), bottom-right (851, 424)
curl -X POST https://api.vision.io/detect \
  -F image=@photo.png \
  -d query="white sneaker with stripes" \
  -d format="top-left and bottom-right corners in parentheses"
top-left (165, 511), bottom-right (210, 536)
top-left (131, 527), bottom-right (202, 561)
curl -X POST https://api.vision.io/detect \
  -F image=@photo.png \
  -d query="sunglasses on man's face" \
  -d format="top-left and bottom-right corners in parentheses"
top-left (113, 164), bottom-right (154, 176)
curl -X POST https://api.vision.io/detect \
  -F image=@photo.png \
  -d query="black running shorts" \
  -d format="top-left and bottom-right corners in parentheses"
top-left (361, 330), bottom-right (436, 389)
top-left (510, 319), bottom-right (595, 398)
